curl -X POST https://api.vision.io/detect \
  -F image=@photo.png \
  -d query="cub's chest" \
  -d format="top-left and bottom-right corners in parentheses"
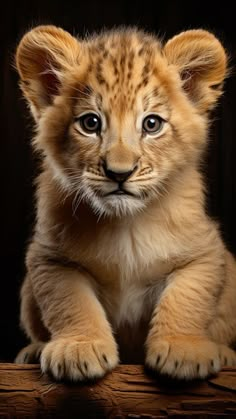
top-left (74, 220), bottom-right (175, 281)
top-left (68, 218), bottom-right (174, 323)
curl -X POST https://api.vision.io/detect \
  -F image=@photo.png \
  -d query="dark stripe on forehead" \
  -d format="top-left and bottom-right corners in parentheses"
top-left (96, 61), bottom-right (110, 90)
top-left (142, 63), bottom-right (151, 78)
top-left (152, 87), bottom-right (159, 98)
top-left (134, 76), bottom-right (149, 96)
top-left (134, 82), bottom-right (143, 95)
top-left (138, 47), bottom-right (145, 57)
top-left (126, 50), bottom-right (135, 81)
top-left (95, 93), bottom-right (103, 111)
top-left (111, 56), bottom-right (118, 76)
top-left (102, 49), bottom-right (109, 59)
top-left (143, 93), bottom-right (150, 112)
top-left (142, 87), bottom-right (170, 112)
top-left (138, 41), bottom-right (152, 57)
top-left (142, 77), bottom-right (149, 87)
top-left (143, 87), bottom-right (161, 102)
top-left (128, 50), bottom-right (134, 71)
top-left (119, 54), bottom-right (126, 72)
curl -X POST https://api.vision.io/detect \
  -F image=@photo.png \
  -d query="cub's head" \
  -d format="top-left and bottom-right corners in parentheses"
top-left (16, 26), bottom-right (227, 217)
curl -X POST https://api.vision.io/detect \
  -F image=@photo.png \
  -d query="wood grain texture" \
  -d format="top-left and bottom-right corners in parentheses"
top-left (1, 364), bottom-right (236, 418)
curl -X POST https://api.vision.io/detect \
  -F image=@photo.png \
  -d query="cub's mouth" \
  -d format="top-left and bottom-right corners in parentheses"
top-left (104, 188), bottom-right (136, 197)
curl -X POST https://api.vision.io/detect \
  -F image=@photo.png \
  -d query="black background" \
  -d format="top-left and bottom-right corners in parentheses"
top-left (1, 0), bottom-right (236, 361)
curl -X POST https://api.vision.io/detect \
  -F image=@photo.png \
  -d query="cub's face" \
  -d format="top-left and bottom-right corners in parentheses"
top-left (16, 26), bottom-right (227, 217)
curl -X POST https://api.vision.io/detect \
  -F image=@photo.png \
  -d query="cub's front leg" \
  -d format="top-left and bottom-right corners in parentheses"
top-left (24, 251), bottom-right (119, 381)
top-left (146, 256), bottom-right (236, 379)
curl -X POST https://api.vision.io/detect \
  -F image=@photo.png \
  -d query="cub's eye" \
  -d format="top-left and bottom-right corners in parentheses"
top-left (75, 113), bottom-right (102, 135)
top-left (142, 114), bottom-right (164, 134)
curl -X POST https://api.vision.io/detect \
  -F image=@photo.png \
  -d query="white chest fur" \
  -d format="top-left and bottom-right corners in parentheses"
top-left (114, 277), bottom-right (167, 327)
top-left (83, 220), bottom-right (175, 328)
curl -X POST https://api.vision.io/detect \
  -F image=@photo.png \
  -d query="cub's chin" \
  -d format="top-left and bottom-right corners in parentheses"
top-left (88, 192), bottom-right (147, 218)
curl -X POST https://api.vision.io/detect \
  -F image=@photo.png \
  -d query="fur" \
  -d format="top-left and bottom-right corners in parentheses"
top-left (15, 25), bottom-right (236, 381)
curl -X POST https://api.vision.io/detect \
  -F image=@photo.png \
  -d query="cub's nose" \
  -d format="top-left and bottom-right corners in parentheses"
top-left (103, 163), bottom-right (137, 183)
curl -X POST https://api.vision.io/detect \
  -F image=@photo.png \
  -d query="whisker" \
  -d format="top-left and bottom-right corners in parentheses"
top-left (129, 176), bottom-right (156, 183)
top-left (66, 85), bottom-right (93, 98)
top-left (72, 189), bottom-right (82, 216)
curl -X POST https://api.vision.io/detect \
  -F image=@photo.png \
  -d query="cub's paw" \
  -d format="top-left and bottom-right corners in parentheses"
top-left (145, 335), bottom-right (235, 380)
top-left (40, 336), bottom-right (119, 381)
top-left (15, 342), bottom-right (45, 364)
top-left (219, 344), bottom-right (236, 367)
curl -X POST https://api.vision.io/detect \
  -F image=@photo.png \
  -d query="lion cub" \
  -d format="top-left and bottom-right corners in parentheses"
top-left (15, 25), bottom-right (236, 381)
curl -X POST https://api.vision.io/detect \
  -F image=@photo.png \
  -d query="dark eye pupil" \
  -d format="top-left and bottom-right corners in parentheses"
top-left (86, 116), bottom-right (98, 128)
top-left (147, 118), bottom-right (156, 129)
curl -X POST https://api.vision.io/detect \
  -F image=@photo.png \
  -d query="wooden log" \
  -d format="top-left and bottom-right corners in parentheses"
top-left (1, 363), bottom-right (236, 418)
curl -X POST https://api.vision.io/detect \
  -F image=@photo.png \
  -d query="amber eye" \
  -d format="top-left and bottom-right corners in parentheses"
top-left (142, 115), bottom-right (164, 134)
top-left (76, 113), bottom-right (102, 134)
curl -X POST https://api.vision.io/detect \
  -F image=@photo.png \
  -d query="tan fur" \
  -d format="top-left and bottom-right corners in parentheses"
top-left (15, 25), bottom-right (236, 381)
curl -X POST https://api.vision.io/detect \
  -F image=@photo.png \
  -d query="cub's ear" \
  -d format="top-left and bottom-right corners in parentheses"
top-left (164, 30), bottom-right (228, 113)
top-left (16, 25), bottom-right (80, 120)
